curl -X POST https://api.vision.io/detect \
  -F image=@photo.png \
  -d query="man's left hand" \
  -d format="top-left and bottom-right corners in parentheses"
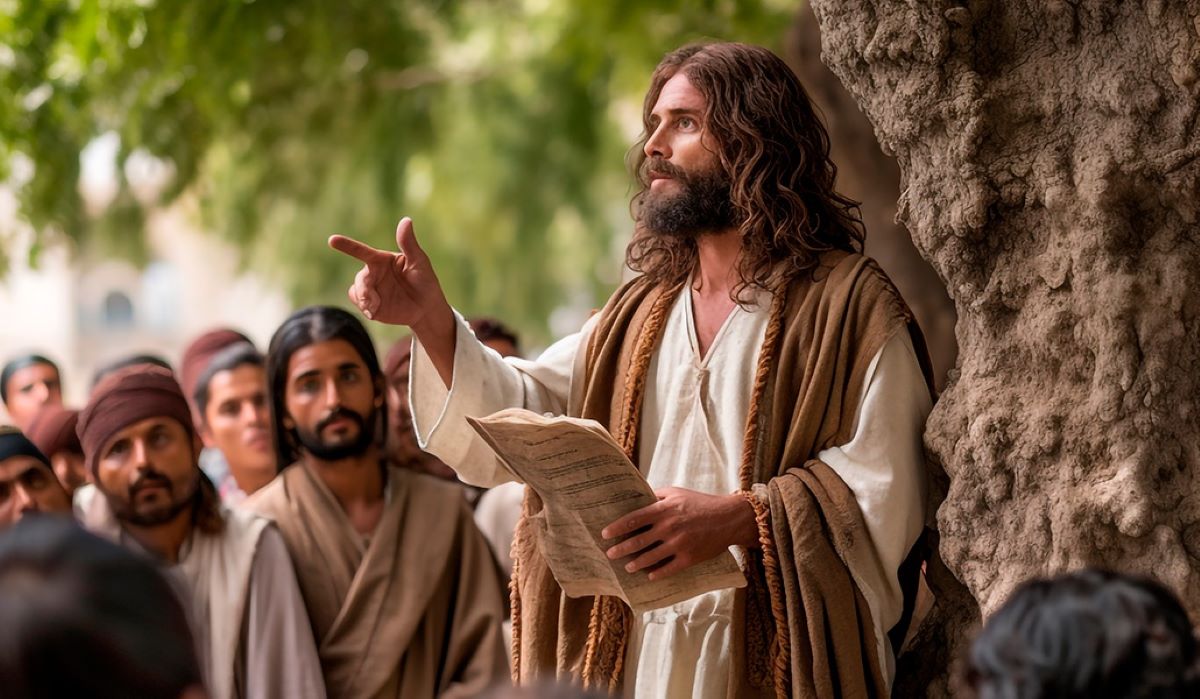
top-left (601, 487), bottom-right (759, 581)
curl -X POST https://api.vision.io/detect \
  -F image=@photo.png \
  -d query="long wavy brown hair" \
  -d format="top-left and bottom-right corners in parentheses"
top-left (627, 42), bottom-right (865, 299)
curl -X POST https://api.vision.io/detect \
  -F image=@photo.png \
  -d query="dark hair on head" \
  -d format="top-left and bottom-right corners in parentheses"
top-left (1, 354), bottom-right (60, 405)
top-left (193, 342), bottom-right (265, 423)
top-left (91, 354), bottom-right (173, 390)
top-left (469, 317), bottom-right (520, 353)
top-left (966, 568), bottom-right (1200, 699)
top-left (266, 306), bottom-right (385, 470)
top-left (0, 517), bottom-right (202, 698)
top-left (627, 42), bottom-right (865, 301)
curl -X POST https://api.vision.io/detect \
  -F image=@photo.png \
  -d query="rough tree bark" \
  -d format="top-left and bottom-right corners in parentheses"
top-left (785, 4), bottom-right (959, 392)
top-left (810, 0), bottom-right (1200, 689)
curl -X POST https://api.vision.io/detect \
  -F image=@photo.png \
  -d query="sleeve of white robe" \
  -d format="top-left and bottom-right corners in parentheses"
top-left (813, 330), bottom-right (933, 677)
top-left (242, 526), bottom-right (327, 699)
top-left (409, 310), bottom-right (594, 488)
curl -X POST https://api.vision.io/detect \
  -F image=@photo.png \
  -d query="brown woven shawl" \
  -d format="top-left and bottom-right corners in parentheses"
top-left (510, 250), bottom-right (935, 698)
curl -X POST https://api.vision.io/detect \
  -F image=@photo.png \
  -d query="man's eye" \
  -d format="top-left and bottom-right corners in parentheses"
top-left (108, 441), bottom-right (128, 457)
top-left (678, 117), bottom-right (695, 129)
top-left (219, 402), bottom-right (240, 416)
top-left (340, 370), bottom-right (359, 383)
top-left (299, 380), bottom-right (319, 394)
top-left (25, 470), bottom-right (48, 489)
top-left (0, 484), bottom-right (11, 501)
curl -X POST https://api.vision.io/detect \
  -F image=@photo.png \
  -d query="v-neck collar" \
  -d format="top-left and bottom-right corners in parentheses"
top-left (682, 284), bottom-right (742, 367)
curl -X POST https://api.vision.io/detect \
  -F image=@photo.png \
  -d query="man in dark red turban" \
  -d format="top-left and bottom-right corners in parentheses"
top-left (26, 405), bottom-right (87, 498)
top-left (76, 365), bottom-right (325, 699)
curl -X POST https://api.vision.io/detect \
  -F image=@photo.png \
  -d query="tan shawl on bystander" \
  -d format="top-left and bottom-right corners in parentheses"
top-left (247, 461), bottom-right (507, 699)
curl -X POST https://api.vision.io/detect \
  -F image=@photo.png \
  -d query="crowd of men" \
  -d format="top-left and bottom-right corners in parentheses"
top-left (1, 40), bottom-right (1199, 699)
top-left (0, 308), bottom-right (526, 698)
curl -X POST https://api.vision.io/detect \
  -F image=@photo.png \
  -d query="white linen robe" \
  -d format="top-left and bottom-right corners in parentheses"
top-left (411, 287), bottom-right (931, 698)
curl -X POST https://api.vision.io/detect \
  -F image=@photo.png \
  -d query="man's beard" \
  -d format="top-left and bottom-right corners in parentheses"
top-left (104, 468), bottom-right (199, 528)
top-left (638, 157), bottom-right (737, 238)
top-left (296, 406), bottom-right (376, 461)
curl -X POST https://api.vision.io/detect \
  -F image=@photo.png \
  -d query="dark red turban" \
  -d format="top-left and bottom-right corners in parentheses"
top-left (77, 366), bottom-right (194, 475)
top-left (179, 328), bottom-right (252, 410)
top-left (25, 405), bottom-right (82, 458)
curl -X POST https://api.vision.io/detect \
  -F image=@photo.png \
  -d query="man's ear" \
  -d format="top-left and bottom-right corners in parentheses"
top-left (197, 423), bottom-right (217, 449)
top-left (373, 376), bottom-right (385, 408)
top-left (191, 431), bottom-right (204, 459)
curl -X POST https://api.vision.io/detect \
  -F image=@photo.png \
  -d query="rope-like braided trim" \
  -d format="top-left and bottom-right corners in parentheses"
top-left (741, 490), bottom-right (790, 699)
top-left (580, 283), bottom-right (686, 691)
top-left (581, 595), bottom-right (604, 686)
top-left (509, 523), bottom-right (523, 684)
top-left (582, 283), bottom-right (679, 690)
top-left (737, 288), bottom-right (788, 489)
top-left (581, 597), bottom-right (630, 692)
top-left (615, 285), bottom-right (678, 454)
top-left (734, 285), bottom-right (789, 697)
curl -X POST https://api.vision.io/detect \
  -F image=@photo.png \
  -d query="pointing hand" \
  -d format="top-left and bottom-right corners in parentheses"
top-left (329, 218), bottom-right (448, 328)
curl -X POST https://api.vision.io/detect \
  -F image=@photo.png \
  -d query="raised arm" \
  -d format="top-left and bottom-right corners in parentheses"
top-left (329, 218), bottom-right (456, 388)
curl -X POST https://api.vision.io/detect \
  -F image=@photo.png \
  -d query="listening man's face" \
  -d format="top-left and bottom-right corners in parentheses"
top-left (200, 364), bottom-right (274, 491)
top-left (50, 451), bottom-right (88, 497)
top-left (0, 455), bottom-right (72, 528)
top-left (95, 417), bottom-right (201, 528)
top-left (4, 364), bottom-right (62, 430)
top-left (284, 339), bottom-right (380, 463)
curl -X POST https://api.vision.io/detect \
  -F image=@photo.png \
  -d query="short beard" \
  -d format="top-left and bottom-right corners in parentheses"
top-left (103, 469), bottom-right (199, 528)
top-left (295, 406), bottom-right (376, 462)
top-left (638, 159), bottom-right (736, 238)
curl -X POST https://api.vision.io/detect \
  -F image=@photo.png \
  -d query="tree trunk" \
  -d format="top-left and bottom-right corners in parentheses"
top-left (784, 4), bottom-right (958, 392)
top-left (809, 0), bottom-right (1200, 691)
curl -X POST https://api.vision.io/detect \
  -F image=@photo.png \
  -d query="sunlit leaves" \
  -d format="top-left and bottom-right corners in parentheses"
top-left (1, 0), bottom-right (790, 343)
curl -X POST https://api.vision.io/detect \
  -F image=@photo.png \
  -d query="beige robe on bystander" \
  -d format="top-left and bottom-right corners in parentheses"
top-left (246, 461), bottom-right (508, 699)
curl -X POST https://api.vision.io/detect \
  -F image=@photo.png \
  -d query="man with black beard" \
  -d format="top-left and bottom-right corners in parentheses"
top-left (76, 364), bottom-right (325, 699)
top-left (246, 306), bottom-right (506, 699)
top-left (333, 43), bottom-right (936, 698)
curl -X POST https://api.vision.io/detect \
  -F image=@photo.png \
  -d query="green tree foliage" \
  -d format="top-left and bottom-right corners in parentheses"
top-left (1, 0), bottom-right (791, 343)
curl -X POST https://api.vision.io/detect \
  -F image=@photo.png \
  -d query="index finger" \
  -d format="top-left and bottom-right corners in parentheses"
top-left (329, 234), bottom-right (391, 264)
top-left (602, 499), bottom-right (666, 540)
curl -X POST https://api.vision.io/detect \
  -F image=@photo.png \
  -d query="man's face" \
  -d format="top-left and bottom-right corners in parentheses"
top-left (639, 72), bottom-right (735, 237)
top-left (0, 455), bottom-right (72, 528)
top-left (385, 354), bottom-right (418, 458)
top-left (49, 451), bottom-right (88, 497)
top-left (384, 351), bottom-right (457, 479)
top-left (4, 364), bottom-right (62, 430)
top-left (200, 364), bottom-right (274, 484)
top-left (95, 417), bottom-right (201, 528)
top-left (284, 339), bottom-right (380, 463)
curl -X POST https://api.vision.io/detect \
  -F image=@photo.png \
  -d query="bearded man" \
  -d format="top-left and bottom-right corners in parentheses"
top-left (1, 355), bottom-right (63, 431)
top-left (76, 365), bottom-right (325, 699)
top-left (245, 306), bottom-right (507, 699)
top-left (332, 43), bottom-right (938, 698)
